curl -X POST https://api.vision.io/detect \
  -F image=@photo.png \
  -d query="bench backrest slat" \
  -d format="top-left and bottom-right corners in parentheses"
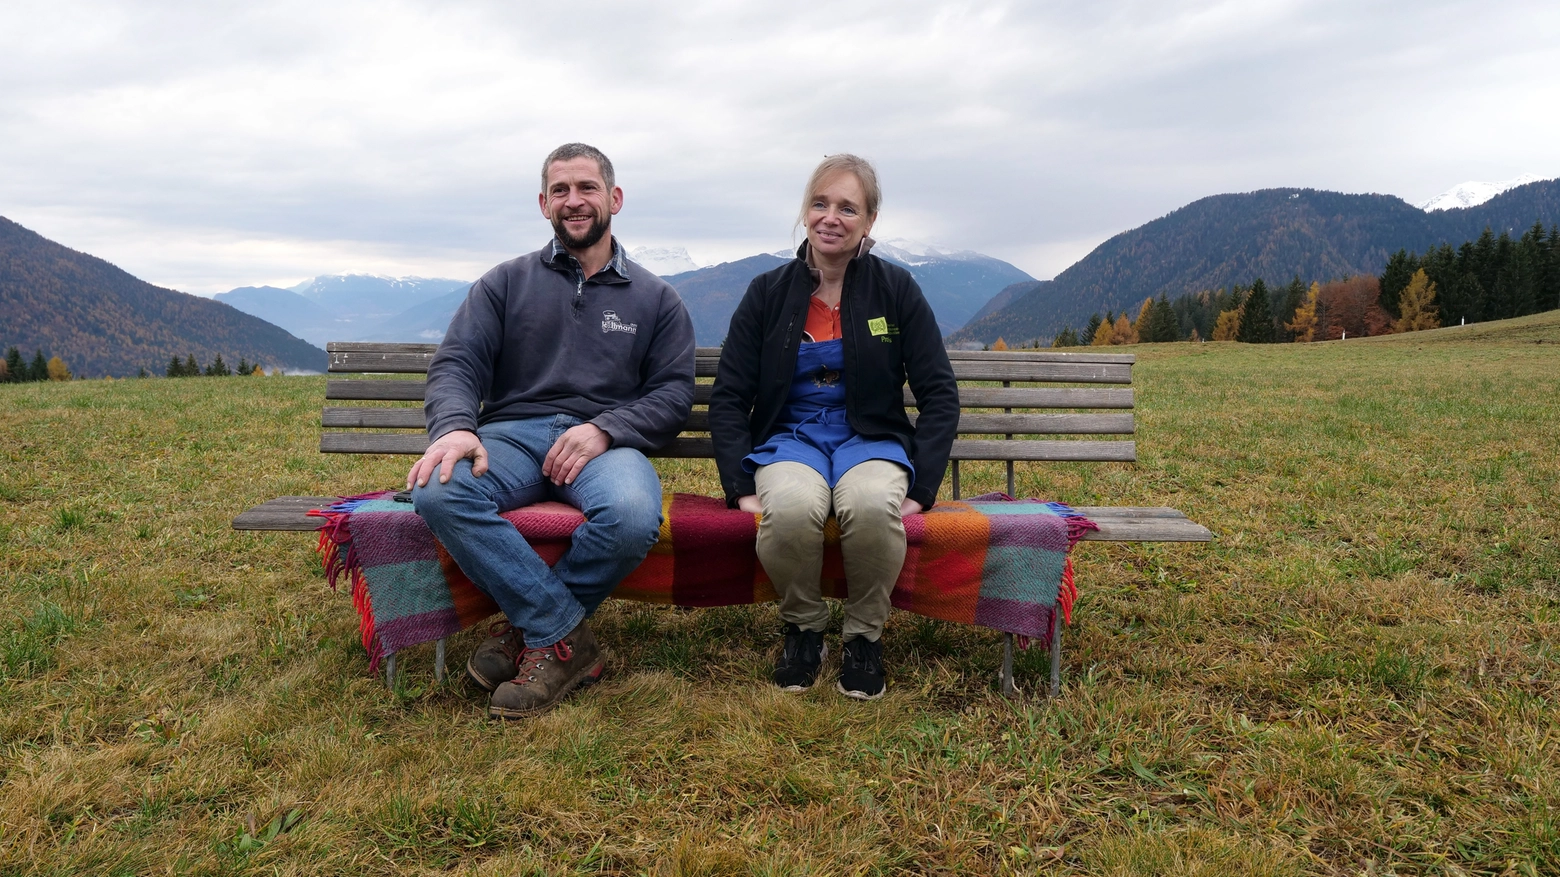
top-left (318, 341), bottom-right (1140, 465)
top-left (326, 380), bottom-right (1136, 410)
top-left (321, 406), bottom-right (1135, 436)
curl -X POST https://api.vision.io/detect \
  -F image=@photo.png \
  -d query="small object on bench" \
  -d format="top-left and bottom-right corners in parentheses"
top-left (235, 343), bottom-right (1211, 696)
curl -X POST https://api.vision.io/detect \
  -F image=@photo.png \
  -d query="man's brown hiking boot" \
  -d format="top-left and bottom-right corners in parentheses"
top-left (487, 620), bottom-right (606, 719)
top-left (467, 621), bottom-right (524, 692)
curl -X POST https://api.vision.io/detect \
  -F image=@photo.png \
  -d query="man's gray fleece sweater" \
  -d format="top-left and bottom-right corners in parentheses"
top-left (424, 240), bottom-right (696, 451)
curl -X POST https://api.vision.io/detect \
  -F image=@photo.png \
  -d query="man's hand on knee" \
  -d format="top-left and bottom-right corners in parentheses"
top-left (544, 423), bottom-right (611, 486)
top-left (407, 429), bottom-right (488, 489)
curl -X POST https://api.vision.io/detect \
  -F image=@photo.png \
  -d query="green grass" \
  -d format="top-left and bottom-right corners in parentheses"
top-left (1, 312), bottom-right (1558, 874)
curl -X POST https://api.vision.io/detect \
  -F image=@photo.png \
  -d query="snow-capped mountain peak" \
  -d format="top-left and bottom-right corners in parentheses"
top-left (1417, 173), bottom-right (1541, 212)
top-left (874, 238), bottom-right (982, 265)
top-left (628, 246), bottom-right (699, 277)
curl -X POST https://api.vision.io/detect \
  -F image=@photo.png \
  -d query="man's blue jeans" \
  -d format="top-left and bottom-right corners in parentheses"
top-left (411, 414), bottom-right (662, 648)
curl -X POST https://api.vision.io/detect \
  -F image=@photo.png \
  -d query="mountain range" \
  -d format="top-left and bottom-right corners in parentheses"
top-left (0, 217), bottom-right (325, 377)
top-left (212, 239), bottom-right (1035, 347)
top-left (950, 177), bottom-right (1560, 345)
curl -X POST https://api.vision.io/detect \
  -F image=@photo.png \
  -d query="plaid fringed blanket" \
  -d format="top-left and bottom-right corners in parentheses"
top-left (311, 492), bottom-right (1096, 668)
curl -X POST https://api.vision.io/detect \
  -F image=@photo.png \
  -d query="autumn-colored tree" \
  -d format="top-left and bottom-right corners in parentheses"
top-left (1317, 276), bottom-right (1391, 340)
top-left (990, 337), bottom-right (1008, 351)
top-left (1285, 281), bottom-right (1320, 342)
top-left (251, 366), bottom-right (267, 376)
top-left (46, 356), bottom-right (71, 381)
top-left (1090, 318), bottom-right (1116, 346)
top-left (1212, 306), bottom-right (1243, 341)
top-left (1393, 269), bottom-right (1440, 333)
top-left (1109, 314), bottom-right (1138, 345)
top-left (1189, 327), bottom-right (1202, 343)
top-left (1131, 298), bottom-right (1154, 339)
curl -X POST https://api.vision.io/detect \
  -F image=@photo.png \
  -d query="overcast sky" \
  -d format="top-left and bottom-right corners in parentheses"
top-left (2, 0), bottom-right (1556, 294)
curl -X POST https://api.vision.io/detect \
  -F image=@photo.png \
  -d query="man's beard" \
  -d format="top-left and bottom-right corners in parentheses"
top-left (552, 211), bottom-right (610, 250)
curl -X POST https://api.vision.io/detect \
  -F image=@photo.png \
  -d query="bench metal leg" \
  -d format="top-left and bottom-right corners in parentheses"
top-left (434, 638), bottom-right (447, 682)
top-left (999, 633), bottom-right (1018, 696)
top-left (384, 652), bottom-right (397, 689)
top-left (1049, 614), bottom-right (1063, 699)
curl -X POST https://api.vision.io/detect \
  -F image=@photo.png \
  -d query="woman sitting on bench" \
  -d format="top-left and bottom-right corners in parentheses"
top-left (708, 153), bottom-right (959, 700)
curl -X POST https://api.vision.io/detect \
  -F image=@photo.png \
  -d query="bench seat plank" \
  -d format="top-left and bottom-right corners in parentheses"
top-left (321, 432), bottom-right (1138, 462)
top-left (232, 495), bottom-right (1209, 542)
top-left (233, 496), bottom-right (334, 530)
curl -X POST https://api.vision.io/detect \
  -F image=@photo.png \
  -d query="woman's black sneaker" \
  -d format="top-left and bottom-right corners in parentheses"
top-left (773, 623), bottom-right (827, 691)
top-left (837, 636), bottom-right (885, 700)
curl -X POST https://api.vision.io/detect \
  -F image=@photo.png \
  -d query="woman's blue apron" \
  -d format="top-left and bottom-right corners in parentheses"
top-left (743, 338), bottom-right (911, 487)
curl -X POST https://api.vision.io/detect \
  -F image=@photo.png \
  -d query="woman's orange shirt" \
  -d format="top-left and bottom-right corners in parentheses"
top-left (804, 295), bottom-right (842, 342)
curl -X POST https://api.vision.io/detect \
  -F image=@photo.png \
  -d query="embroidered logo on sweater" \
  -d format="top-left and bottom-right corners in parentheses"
top-left (600, 310), bottom-right (638, 335)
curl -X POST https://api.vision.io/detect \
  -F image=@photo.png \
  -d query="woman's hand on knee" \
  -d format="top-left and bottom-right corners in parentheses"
top-left (407, 429), bottom-right (488, 489)
top-left (736, 494), bottom-right (763, 514)
top-left (899, 498), bottom-right (923, 517)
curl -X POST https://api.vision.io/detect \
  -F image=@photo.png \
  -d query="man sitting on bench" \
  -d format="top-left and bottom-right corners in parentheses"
top-left (407, 143), bottom-right (696, 719)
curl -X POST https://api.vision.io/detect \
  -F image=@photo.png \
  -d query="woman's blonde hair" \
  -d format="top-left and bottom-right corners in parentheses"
top-left (795, 153), bottom-right (881, 234)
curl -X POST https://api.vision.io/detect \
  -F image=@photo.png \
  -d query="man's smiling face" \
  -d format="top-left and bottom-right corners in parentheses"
top-left (539, 156), bottom-right (623, 251)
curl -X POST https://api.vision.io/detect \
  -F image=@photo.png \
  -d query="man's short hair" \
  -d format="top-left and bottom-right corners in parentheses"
top-left (541, 143), bottom-right (615, 192)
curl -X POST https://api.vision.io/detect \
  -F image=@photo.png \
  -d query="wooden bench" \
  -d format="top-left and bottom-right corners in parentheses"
top-left (235, 342), bottom-right (1210, 696)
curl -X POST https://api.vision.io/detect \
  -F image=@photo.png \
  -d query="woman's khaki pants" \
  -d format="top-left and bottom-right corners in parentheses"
top-left (753, 459), bottom-right (910, 642)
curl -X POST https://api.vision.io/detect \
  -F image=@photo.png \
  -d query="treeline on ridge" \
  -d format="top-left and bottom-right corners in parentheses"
top-left (1031, 222), bottom-right (1560, 348)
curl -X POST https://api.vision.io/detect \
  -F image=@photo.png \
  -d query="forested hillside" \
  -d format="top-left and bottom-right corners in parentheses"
top-left (953, 178), bottom-right (1560, 345)
top-left (0, 217), bottom-right (325, 376)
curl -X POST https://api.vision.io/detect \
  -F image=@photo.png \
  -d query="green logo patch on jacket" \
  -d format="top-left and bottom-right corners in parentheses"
top-left (867, 316), bottom-right (899, 340)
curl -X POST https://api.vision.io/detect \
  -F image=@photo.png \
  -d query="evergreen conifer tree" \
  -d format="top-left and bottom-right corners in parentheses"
top-left (237, 357), bottom-right (252, 376)
top-left (1277, 276), bottom-right (1307, 340)
top-left (1083, 313), bottom-right (1103, 344)
top-left (137, 367), bottom-right (149, 378)
top-left (1378, 251), bottom-right (1418, 317)
top-left (29, 350), bottom-right (48, 382)
top-left (206, 354), bottom-right (231, 377)
top-left (1149, 295), bottom-right (1179, 342)
top-left (166, 355), bottom-right (183, 378)
top-left (1236, 279), bottom-right (1275, 343)
top-left (1052, 327), bottom-right (1079, 348)
top-left (185, 354), bottom-right (200, 376)
top-left (4, 347), bottom-right (21, 382)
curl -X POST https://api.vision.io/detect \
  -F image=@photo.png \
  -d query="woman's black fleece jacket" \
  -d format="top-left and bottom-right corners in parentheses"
top-left (708, 247), bottom-right (960, 511)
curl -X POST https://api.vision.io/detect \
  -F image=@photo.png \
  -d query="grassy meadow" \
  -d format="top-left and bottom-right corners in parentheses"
top-left (2, 311), bottom-right (1558, 875)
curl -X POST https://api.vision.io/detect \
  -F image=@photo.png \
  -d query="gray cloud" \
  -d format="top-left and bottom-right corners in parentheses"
top-left (2, 0), bottom-right (1556, 292)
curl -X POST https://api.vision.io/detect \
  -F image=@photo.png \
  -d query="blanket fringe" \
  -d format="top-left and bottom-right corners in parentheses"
top-left (309, 496), bottom-right (387, 669)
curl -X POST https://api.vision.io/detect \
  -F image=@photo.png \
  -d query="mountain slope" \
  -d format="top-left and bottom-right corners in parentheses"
top-left (661, 243), bottom-right (1033, 345)
top-left (0, 217), bottom-right (325, 376)
top-left (213, 286), bottom-right (342, 348)
top-left (952, 179), bottom-right (1560, 345)
top-left (664, 254), bottom-right (790, 344)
